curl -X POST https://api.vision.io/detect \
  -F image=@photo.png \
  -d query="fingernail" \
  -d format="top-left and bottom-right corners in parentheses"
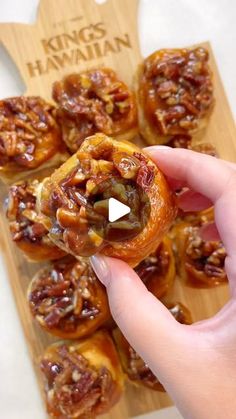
top-left (90, 255), bottom-right (111, 287)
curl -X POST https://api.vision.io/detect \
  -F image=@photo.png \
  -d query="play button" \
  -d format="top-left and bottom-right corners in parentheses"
top-left (85, 175), bottom-right (151, 244)
top-left (108, 198), bottom-right (131, 222)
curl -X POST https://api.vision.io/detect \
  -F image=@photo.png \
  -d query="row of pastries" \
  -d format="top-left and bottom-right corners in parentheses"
top-left (0, 47), bottom-right (226, 418)
top-left (0, 46), bottom-right (215, 184)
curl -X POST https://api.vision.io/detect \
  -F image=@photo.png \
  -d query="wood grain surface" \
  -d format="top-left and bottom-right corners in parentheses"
top-left (0, 0), bottom-right (235, 417)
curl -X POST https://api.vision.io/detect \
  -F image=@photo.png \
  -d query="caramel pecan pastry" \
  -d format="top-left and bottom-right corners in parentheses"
top-left (38, 133), bottom-right (176, 267)
top-left (52, 69), bottom-right (138, 153)
top-left (28, 256), bottom-right (110, 339)
top-left (137, 47), bottom-right (214, 145)
top-left (168, 134), bottom-right (217, 156)
top-left (0, 96), bottom-right (68, 183)
top-left (113, 303), bottom-right (192, 391)
top-left (5, 179), bottom-right (65, 261)
top-left (135, 236), bottom-right (175, 299)
top-left (40, 331), bottom-right (124, 418)
top-left (173, 212), bottom-right (227, 287)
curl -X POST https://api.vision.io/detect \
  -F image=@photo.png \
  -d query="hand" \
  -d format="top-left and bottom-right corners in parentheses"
top-left (90, 147), bottom-right (236, 419)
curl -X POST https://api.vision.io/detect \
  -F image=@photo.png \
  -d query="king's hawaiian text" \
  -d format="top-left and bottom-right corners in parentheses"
top-left (27, 22), bottom-right (132, 77)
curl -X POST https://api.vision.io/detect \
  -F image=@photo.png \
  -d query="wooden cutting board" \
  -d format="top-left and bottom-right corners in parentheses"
top-left (0, 0), bottom-right (235, 418)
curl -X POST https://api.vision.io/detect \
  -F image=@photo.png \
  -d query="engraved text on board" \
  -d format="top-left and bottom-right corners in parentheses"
top-left (27, 21), bottom-right (132, 77)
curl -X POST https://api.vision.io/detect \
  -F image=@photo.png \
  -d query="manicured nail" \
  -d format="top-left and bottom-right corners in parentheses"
top-left (90, 255), bottom-right (111, 287)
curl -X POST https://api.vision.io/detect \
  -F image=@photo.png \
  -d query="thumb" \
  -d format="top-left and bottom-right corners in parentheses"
top-left (90, 255), bottom-right (192, 382)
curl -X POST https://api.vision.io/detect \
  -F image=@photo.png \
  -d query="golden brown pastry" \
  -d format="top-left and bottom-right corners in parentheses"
top-left (53, 69), bottom-right (138, 153)
top-left (38, 133), bottom-right (176, 267)
top-left (174, 211), bottom-right (227, 287)
top-left (135, 236), bottom-right (175, 299)
top-left (137, 47), bottom-right (214, 145)
top-left (113, 303), bottom-right (192, 391)
top-left (40, 331), bottom-right (124, 418)
top-left (28, 256), bottom-right (110, 339)
top-left (5, 179), bottom-right (65, 261)
top-left (0, 96), bottom-right (67, 183)
top-left (167, 134), bottom-right (217, 156)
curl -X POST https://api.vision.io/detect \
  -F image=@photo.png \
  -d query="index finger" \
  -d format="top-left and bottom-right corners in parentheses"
top-left (145, 147), bottom-right (232, 202)
top-left (145, 146), bottom-right (236, 268)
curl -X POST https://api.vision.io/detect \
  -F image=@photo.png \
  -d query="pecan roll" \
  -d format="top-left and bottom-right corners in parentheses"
top-left (40, 331), bottom-right (124, 418)
top-left (168, 135), bottom-right (217, 157)
top-left (28, 256), bottom-right (110, 339)
top-left (135, 236), bottom-right (175, 299)
top-left (113, 303), bottom-right (192, 391)
top-left (137, 47), bottom-right (214, 145)
top-left (53, 69), bottom-right (138, 153)
top-left (174, 213), bottom-right (227, 287)
top-left (38, 133), bottom-right (176, 267)
top-left (0, 96), bottom-right (67, 183)
top-left (5, 179), bottom-right (65, 261)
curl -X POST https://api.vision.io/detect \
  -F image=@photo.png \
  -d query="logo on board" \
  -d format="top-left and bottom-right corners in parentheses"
top-left (27, 21), bottom-right (132, 77)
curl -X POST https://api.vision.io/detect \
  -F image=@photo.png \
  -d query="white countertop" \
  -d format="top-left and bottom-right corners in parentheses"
top-left (0, 1), bottom-right (235, 418)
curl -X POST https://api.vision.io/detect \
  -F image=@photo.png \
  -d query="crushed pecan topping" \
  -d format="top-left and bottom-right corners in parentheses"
top-left (6, 180), bottom-right (46, 242)
top-left (140, 47), bottom-right (214, 136)
top-left (5, 180), bottom-right (64, 260)
top-left (168, 134), bottom-right (192, 149)
top-left (135, 238), bottom-right (175, 299)
top-left (0, 96), bottom-right (62, 170)
top-left (168, 135), bottom-right (217, 156)
top-left (186, 226), bottom-right (226, 281)
top-left (53, 69), bottom-right (138, 152)
top-left (40, 136), bottom-right (154, 257)
top-left (135, 241), bottom-right (170, 281)
top-left (28, 256), bottom-right (109, 337)
top-left (191, 142), bottom-right (218, 157)
top-left (41, 343), bottom-right (116, 418)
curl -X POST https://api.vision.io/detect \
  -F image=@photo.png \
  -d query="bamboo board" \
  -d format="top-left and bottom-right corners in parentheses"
top-left (0, 0), bottom-right (235, 417)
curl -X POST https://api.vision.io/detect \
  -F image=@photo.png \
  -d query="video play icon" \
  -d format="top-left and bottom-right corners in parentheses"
top-left (108, 198), bottom-right (131, 223)
top-left (87, 176), bottom-right (151, 243)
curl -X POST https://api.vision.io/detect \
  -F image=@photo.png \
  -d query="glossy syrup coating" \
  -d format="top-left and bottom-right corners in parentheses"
top-left (5, 179), bottom-right (65, 261)
top-left (40, 331), bottom-right (124, 418)
top-left (135, 236), bottom-right (176, 299)
top-left (167, 134), bottom-right (217, 157)
top-left (28, 256), bottom-right (110, 339)
top-left (137, 47), bottom-right (214, 145)
top-left (53, 69), bottom-right (138, 153)
top-left (38, 133), bottom-right (177, 267)
top-left (0, 96), bottom-right (67, 183)
top-left (173, 210), bottom-right (227, 287)
top-left (113, 303), bottom-right (192, 392)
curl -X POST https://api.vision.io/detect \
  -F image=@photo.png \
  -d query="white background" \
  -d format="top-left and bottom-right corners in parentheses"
top-left (0, 1), bottom-right (235, 418)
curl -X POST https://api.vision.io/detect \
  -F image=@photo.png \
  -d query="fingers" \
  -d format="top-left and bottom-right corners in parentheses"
top-left (90, 255), bottom-right (189, 371)
top-left (145, 147), bottom-right (232, 202)
top-left (146, 147), bottom-right (236, 253)
top-left (199, 222), bottom-right (221, 241)
top-left (178, 189), bottom-right (212, 212)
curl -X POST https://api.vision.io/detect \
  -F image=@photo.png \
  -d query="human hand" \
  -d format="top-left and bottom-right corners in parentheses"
top-left (90, 147), bottom-right (236, 419)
